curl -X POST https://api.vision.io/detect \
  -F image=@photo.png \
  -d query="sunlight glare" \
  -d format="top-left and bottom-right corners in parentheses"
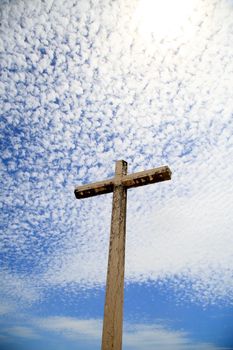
top-left (135, 0), bottom-right (196, 39)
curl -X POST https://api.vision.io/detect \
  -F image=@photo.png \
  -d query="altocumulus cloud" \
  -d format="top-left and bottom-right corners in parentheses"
top-left (0, 0), bottom-right (233, 315)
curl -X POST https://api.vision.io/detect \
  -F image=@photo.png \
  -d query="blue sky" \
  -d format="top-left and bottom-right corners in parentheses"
top-left (1, 0), bottom-right (233, 349)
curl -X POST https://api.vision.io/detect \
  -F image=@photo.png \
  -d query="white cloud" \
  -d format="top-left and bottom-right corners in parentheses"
top-left (4, 326), bottom-right (39, 339)
top-left (1, 0), bottom-right (233, 309)
top-left (124, 323), bottom-right (221, 350)
top-left (0, 270), bottom-right (41, 304)
top-left (36, 316), bottom-right (101, 340)
top-left (34, 316), bottom-right (224, 350)
top-left (0, 303), bottom-right (14, 316)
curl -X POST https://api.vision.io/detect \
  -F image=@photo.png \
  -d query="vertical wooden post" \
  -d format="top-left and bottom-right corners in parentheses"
top-left (101, 160), bottom-right (128, 350)
top-left (75, 161), bottom-right (171, 349)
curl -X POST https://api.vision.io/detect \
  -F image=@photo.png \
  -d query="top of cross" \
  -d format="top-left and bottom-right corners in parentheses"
top-left (74, 160), bottom-right (171, 199)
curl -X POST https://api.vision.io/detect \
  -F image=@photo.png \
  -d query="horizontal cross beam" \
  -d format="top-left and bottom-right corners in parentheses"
top-left (74, 165), bottom-right (171, 199)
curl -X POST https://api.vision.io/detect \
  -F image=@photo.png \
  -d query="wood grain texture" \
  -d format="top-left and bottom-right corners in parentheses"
top-left (74, 165), bottom-right (171, 199)
top-left (74, 160), bottom-right (172, 350)
top-left (101, 160), bottom-right (127, 350)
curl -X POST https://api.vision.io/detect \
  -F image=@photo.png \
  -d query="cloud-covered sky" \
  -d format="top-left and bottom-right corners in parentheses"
top-left (1, 0), bottom-right (233, 349)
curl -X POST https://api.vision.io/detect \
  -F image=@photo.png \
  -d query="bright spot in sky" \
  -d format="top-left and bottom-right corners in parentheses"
top-left (135, 0), bottom-right (196, 39)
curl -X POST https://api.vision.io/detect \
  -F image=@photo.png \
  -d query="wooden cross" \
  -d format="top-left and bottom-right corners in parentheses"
top-left (74, 160), bottom-right (172, 350)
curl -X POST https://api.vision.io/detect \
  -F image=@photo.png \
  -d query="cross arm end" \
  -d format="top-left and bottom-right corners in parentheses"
top-left (74, 178), bottom-right (114, 199)
top-left (122, 165), bottom-right (172, 189)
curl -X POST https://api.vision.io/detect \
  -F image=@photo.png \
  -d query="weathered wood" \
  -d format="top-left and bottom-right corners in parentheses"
top-left (74, 178), bottom-right (114, 199)
top-left (74, 160), bottom-right (172, 350)
top-left (101, 160), bottom-right (127, 350)
top-left (74, 166), bottom-right (171, 199)
top-left (122, 166), bottom-right (171, 189)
